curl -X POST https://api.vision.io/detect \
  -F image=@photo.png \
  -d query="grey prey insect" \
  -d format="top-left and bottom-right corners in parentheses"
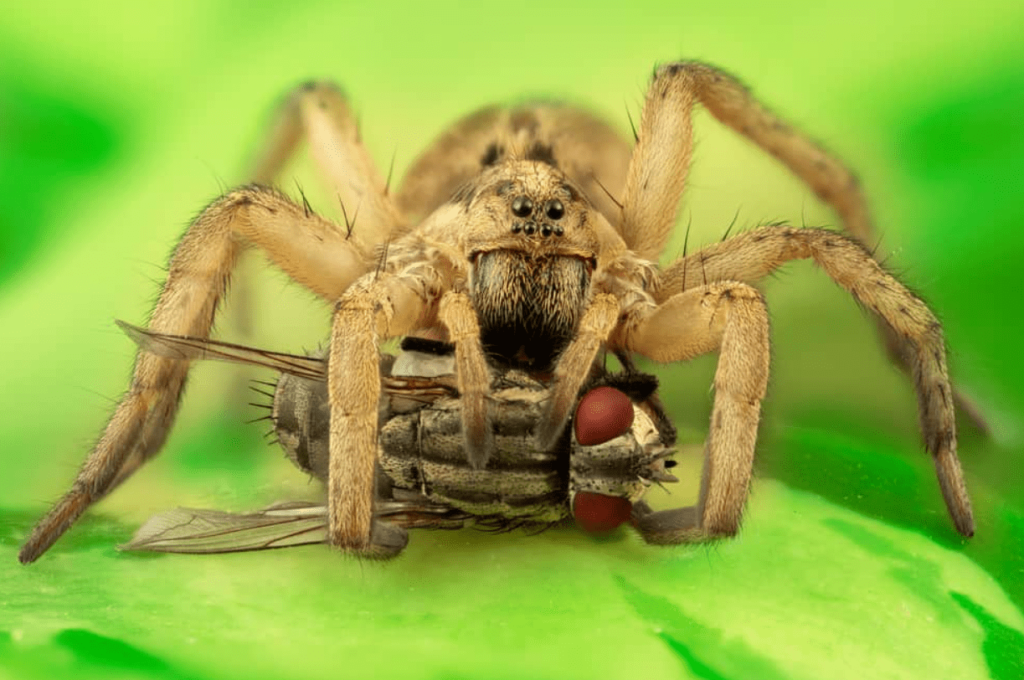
top-left (117, 327), bottom-right (677, 556)
top-left (20, 62), bottom-right (974, 563)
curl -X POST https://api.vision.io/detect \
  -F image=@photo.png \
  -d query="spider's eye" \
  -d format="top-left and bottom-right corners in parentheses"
top-left (544, 199), bottom-right (565, 220)
top-left (511, 196), bottom-right (533, 218)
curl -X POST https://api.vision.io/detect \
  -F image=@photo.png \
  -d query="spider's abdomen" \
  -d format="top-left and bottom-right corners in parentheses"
top-left (470, 251), bottom-right (590, 371)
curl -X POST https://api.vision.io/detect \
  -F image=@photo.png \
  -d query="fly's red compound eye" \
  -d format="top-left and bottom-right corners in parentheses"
top-left (572, 492), bottom-right (633, 534)
top-left (573, 386), bottom-right (633, 446)
top-left (572, 387), bottom-right (635, 533)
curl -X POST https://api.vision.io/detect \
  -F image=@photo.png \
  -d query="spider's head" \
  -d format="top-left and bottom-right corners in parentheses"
top-left (419, 158), bottom-right (628, 371)
top-left (437, 161), bottom-right (605, 370)
top-left (450, 159), bottom-right (606, 261)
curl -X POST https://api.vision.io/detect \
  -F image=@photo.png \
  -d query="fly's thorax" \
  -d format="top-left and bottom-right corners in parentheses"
top-left (470, 251), bottom-right (591, 371)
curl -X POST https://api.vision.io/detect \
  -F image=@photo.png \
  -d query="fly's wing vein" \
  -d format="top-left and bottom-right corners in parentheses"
top-left (116, 320), bottom-right (327, 381)
top-left (122, 499), bottom-right (471, 553)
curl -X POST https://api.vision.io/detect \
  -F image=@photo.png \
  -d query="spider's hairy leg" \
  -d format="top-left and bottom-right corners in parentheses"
top-left (622, 61), bottom-right (872, 261)
top-left (249, 81), bottom-right (405, 247)
top-left (615, 283), bottom-right (770, 542)
top-left (535, 293), bottom-right (620, 450)
top-left (656, 226), bottom-right (974, 537)
top-left (328, 272), bottom-right (437, 554)
top-left (625, 60), bottom-right (985, 432)
top-left (18, 187), bottom-right (369, 564)
top-left (228, 82), bottom-right (404, 350)
top-left (394, 106), bottom-right (505, 222)
top-left (437, 292), bottom-right (492, 468)
top-left (619, 68), bottom-right (696, 261)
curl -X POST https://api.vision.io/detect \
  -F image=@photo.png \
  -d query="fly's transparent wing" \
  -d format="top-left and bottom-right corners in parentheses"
top-left (122, 500), bottom-right (471, 554)
top-left (117, 320), bottom-right (327, 381)
top-left (121, 501), bottom-right (329, 553)
top-left (118, 322), bottom-right (460, 397)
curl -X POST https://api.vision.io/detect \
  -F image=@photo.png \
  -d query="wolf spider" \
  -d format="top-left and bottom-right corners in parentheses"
top-left (19, 61), bottom-right (974, 563)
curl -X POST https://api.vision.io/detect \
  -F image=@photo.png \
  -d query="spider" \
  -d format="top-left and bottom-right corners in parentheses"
top-left (19, 61), bottom-right (974, 563)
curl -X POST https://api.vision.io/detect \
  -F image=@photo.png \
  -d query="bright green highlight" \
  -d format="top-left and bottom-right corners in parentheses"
top-left (2, 483), bottom-right (1022, 680)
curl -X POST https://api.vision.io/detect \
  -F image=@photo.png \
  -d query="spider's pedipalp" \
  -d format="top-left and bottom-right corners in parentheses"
top-left (535, 293), bottom-right (620, 451)
top-left (438, 291), bottom-right (493, 468)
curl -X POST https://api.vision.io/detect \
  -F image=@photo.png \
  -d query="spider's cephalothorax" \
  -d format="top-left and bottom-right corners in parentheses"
top-left (20, 63), bottom-right (976, 564)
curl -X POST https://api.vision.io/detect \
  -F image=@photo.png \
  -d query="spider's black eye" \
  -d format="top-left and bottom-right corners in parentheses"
top-left (511, 196), bottom-right (533, 218)
top-left (544, 199), bottom-right (565, 220)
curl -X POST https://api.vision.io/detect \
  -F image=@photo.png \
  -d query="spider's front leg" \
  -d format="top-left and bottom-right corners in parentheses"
top-left (249, 80), bottom-right (405, 246)
top-left (621, 61), bottom-right (874, 263)
top-left (625, 60), bottom-right (985, 433)
top-left (654, 226), bottom-right (975, 536)
top-left (19, 187), bottom-right (372, 564)
top-left (327, 268), bottom-right (465, 554)
top-left (436, 292), bottom-right (492, 467)
top-left (616, 61), bottom-right (973, 540)
top-left (614, 283), bottom-right (771, 542)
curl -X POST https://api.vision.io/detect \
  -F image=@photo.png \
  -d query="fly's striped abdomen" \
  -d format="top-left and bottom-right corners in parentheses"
top-left (272, 373), bottom-right (331, 480)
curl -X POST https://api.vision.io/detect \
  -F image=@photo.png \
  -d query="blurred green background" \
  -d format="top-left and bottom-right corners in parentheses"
top-left (1, 1), bottom-right (1022, 679)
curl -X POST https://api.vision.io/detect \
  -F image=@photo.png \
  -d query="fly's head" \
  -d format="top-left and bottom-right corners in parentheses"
top-left (569, 389), bottom-right (677, 534)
